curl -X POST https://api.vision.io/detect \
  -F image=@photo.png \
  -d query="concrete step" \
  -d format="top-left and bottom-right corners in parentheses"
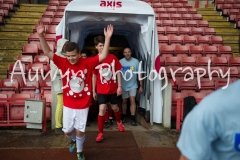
top-left (208, 21), bottom-right (234, 28)
top-left (0, 55), bottom-right (18, 62)
top-left (11, 14), bottom-right (41, 18)
top-left (230, 48), bottom-right (239, 53)
top-left (0, 50), bottom-right (22, 54)
top-left (9, 17), bottom-right (39, 23)
top-left (0, 40), bottom-right (28, 45)
top-left (4, 24), bottom-right (34, 30)
top-left (224, 43), bottom-right (239, 47)
top-left (0, 32), bottom-right (30, 38)
top-left (15, 10), bottom-right (43, 15)
top-left (197, 13), bottom-right (219, 16)
top-left (6, 21), bottom-right (36, 25)
top-left (0, 57), bottom-right (16, 62)
top-left (0, 28), bottom-right (33, 32)
top-left (19, 4), bottom-right (46, 11)
top-left (209, 3), bottom-right (215, 7)
top-left (208, 21), bottom-right (232, 26)
top-left (224, 44), bottom-right (239, 52)
top-left (0, 54), bottom-right (20, 61)
top-left (223, 41), bottom-right (239, 44)
top-left (202, 15), bottom-right (227, 21)
top-left (197, 11), bottom-right (219, 16)
top-left (0, 37), bottom-right (28, 41)
top-left (232, 46), bottom-right (239, 50)
top-left (216, 32), bottom-right (240, 36)
top-left (203, 19), bottom-right (227, 22)
top-left (0, 62), bottom-right (12, 69)
top-left (233, 53), bottom-right (240, 57)
top-left (209, 25), bottom-right (234, 28)
top-left (0, 53), bottom-right (21, 59)
top-left (20, 3), bottom-right (47, 7)
top-left (0, 45), bottom-right (24, 51)
top-left (0, 41), bottom-right (27, 49)
top-left (0, 44), bottom-right (25, 50)
top-left (214, 28), bottom-right (239, 33)
top-left (196, 7), bottom-right (215, 11)
top-left (218, 38), bottom-right (239, 44)
top-left (0, 74), bottom-right (7, 78)
top-left (16, 9), bottom-right (46, 13)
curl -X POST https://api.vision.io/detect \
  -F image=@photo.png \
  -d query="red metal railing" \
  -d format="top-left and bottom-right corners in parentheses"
top-left (194, 0), bottom-right (209, 8)
top-left (176, 98), bottom-right (203, 131)
top-left (0, 98), bottom-right (47, 132)
top-left (205, 0), bottom-right (209, 8)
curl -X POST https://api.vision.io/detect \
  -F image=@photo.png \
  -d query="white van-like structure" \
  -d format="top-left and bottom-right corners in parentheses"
top-left (55, 0), bottom-right (163, 125)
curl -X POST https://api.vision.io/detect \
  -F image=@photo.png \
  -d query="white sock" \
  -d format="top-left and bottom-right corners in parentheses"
top-left (76, 135), bottom-right (85, 153)
top-left (66, 131), bottom-right (76, 141)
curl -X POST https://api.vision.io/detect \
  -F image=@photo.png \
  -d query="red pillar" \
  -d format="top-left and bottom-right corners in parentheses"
top-left (195, 0), bottom-right (199, 8)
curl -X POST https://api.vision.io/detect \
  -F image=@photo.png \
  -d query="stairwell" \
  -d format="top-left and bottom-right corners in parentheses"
top-left (0, 3), bottom-right (46, 79)
top-left (196, 4), bottom-right (240, 57)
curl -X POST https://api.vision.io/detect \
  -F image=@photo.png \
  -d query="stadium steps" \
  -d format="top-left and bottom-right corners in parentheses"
top-left (0, 74), bottom-right (7, 79)
top-left (196, 10), bottom-right (220, 16)
top-left (2, 24), bottom-right (34, 32)
top-left (0, 49), bottom-right (23, 77)
top-left (0, 62), bottom-right (13, 75)
top-left (0, 28), bottom-right (33, 32)
top-left (197, 7), bottom-right (240, 57)
top-left (0, 3), bottom-right (46, 78)
top-left (202, 15), bottom-right (228, 21)
top-left (14, 12), bottom-right (43, 17)
top-left (6, 19), bottom-right (39, 25)
top-left (207, 21), bottom-right (235, 28)
top-left (0, 32), bottom-right (30, 40)
top-left (0, 41), bottom-right (27, 49)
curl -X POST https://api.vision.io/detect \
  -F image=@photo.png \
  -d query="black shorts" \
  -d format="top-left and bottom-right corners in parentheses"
top-left (97, 93), bottom-right (118, 105)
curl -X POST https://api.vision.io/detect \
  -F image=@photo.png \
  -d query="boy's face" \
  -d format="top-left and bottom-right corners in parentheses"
top-left (66, 49), bottom-right (81, 65)
top-left (81, 53), bottom-right (87, 58)
top-left (95, 43), bottom-right (104, 54)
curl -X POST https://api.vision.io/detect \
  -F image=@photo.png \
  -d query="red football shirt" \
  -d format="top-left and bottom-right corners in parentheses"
top-left (53, 54), bottom-right (99, 109)
top-left (93, 54), bottom-right (122, 94)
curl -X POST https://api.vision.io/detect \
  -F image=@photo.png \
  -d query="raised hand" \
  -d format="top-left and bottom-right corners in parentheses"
top-left (104, 24), bottom-right (114, 39)
top-left (36, 21), bottom-right (45, 37)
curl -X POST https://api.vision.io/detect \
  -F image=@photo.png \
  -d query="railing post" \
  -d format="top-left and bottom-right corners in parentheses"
top-left (176, 98), bottom-right (183, 131)
top-left (195, 0), bottom-right (199, 8)
top-left (205, 0), bottom-right (209, 8)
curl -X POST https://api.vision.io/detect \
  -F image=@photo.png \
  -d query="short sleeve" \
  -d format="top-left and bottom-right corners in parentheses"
top-left (177, 108), bottom-right (218, 160)
top-left (88, 55), bottom-right (99, 73)
top-left (53, 53), bottom-right (65, 70)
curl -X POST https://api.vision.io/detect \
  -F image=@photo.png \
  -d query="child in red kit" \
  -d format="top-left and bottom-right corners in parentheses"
top-left (92, 36), bottom-right (124, 142)
top-left (37, 20), bottom-right (114, 159)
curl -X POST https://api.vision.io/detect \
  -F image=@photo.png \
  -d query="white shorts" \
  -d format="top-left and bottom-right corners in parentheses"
top-left (122, 88), bottom-right (137, 99)
top-left (62, 106), bottom-right (89, 133)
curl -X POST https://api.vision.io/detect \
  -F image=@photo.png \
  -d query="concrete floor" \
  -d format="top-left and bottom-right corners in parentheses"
top-left (0, 120), bottom-right (181, 160)
top-left (86, 120), bottom-right (180, 148)
top-left (0, 119), bottom-right (180, 149)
